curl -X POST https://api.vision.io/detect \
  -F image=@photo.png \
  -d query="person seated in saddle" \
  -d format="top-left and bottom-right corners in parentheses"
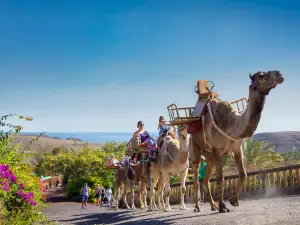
top-left (157, 116), bottom-right (177, 142)
top-left (108, 154), bottom-right (129, 168)
top-left (131, 120), bottom-right (157, 164)
top-left (108, 154), bottom-right (121, 168)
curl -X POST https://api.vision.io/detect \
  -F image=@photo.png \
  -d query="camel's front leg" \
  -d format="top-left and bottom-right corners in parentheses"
top-left (139, 181), bottom-right (145, 209)
top-left (179, 167), bottom-right (188, 210)
top-left (148, 168), bottom-right (159, 211)
top-left (230, 150), bottom-right (247, 207)
top-left (123, 183), bottom-right (131, 209)
top-left (139, 180), bottom-right (148, 209)
top-left (115, 184), bottom-right (120, 211)
top-left (142, 182), bottom-right (148, 208)
top-left (164, 176), bottom-right (172, 212)
top-left (215, 154), bottom-right (231, 213)
top-left (156, 174), bottom-right (165, 210)
top-left (130, 182), bottom-right (136, 209)
top-left (202, 152), bottom-right (218, 211)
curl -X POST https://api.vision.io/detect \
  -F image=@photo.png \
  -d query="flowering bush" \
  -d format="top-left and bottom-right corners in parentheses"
top-left (0, 164), bottom-right (37, 207)
top-left (0, 114), bottom-right (51, 225)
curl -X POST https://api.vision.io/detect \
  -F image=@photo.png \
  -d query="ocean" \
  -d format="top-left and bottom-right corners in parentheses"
top-left (20, 132), bottom-right (160, 143)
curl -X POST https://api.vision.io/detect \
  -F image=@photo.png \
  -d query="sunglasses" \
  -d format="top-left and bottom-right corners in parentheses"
top-left (139, 123), bottom-right (144, 126)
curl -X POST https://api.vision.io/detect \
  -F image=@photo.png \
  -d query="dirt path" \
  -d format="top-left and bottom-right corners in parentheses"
top-left (43, 194), bottom-right (300, 225)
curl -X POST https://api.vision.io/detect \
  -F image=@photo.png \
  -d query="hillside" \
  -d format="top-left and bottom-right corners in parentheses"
top-left (13, 135), bottom-right (104, 153)
top-left (253, 131), bottom-right (300, 153)
top-left (12, 131), bottom-right (300, 154)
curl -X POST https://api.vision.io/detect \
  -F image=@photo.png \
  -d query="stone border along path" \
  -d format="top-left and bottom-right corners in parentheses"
top-left (42, 195), bottom-right (300, 225)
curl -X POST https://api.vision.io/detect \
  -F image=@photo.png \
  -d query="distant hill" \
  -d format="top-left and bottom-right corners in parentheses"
top-left (13, 135), bottom-right (103, 153)
top-left (253, 131), bottom-right (300, 153)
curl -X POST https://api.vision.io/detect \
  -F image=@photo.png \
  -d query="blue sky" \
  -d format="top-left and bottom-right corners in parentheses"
top-left (0, 0), bottom-right (299, 133)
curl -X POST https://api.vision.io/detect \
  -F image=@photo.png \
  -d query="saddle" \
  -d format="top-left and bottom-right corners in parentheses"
top-left (187, 97), bottom-right (209, 134)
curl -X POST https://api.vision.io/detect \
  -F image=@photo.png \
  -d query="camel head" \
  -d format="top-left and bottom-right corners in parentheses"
top-left (177, 125), bottom-right (190, 151)
top-left (249, 70), bottom-right (284, 95)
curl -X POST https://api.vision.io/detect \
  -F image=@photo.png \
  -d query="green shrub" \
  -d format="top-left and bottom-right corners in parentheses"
top-left (36, 141), bottom-right (127, 202)
top-left (0, 114), bottom-right (51, 224)
top-left (67, 176), bottom-right (103, 203)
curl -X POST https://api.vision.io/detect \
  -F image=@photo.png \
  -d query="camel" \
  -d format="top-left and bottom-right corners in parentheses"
top-left (148, 125), bottom-right (190, 212)
top-left (115, 165), bottom-right (135, 211)
top-left (115, 139), bottom-right (156, 211)
top-left (188, 70), bottom-right (284, 213)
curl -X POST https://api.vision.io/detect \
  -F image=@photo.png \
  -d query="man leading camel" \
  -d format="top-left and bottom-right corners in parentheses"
top-left (198, 155), bottom-right (206, 205)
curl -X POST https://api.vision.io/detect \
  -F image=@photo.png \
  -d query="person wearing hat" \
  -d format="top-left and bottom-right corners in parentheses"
top-left (198, 155), bottom-right (207, 205)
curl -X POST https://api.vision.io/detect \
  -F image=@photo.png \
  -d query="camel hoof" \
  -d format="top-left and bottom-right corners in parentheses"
top-left (229, 198), bottom-right (239, 207)
top-left (194, 208), bottom-right (201, 212)
top-left (164, 208), bottom-right (172, 212)
top-left (219, 203), bottom-right (231, 213)
top-left (211, 203), bottom-right (219, 211)
top-left (179, 205), bottom-right (187, 210)
top-left (219, 208), bottom-right (231, 213)
top-left (147, 206), bottom-right (156, 212)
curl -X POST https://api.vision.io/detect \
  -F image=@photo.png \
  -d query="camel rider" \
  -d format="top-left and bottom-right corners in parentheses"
top-left (131, 120), bottom-right (157, 164)
top-left (157, 116), bottom-right (177, 150)
top-left (158, 116), bottom-right (177, 138)
top-left (108, 154), bottom-right (123, 168)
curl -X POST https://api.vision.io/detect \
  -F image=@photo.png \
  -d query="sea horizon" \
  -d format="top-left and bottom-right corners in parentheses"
top-left (19, 132), bottom-right (160, 143)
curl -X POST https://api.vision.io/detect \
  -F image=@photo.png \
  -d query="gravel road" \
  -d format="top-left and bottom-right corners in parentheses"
top-left (43, 195), bottom-right (300, 225)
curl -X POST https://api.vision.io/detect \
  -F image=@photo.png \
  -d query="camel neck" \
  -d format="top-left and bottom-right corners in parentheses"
top-left (231, 87), bottom-right (266, 139)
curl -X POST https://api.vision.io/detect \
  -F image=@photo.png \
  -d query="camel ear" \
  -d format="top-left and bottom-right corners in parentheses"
top-left (249, 73), bottom-right (254, 81)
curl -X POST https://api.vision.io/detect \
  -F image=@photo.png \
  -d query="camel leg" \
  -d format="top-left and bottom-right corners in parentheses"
top-left (139, 181), bottom-right (146, 209)
top-left (156, 173), bottom-right (165, 210)
top-left (230, 150), bottom-right (247, 207)
top-left (139, 180), bottom-right (148, 209)
top-left (164, 176), bottom-right (172, 212)
top-left (152, 177), bottom-right (159, 210)
top-left (148, 168), bottom-right (159, 211)
top-left (115, 184), bottom-right (120, 211)
top-left (202, 152), bottom-right (218, 211)
top-left (191, 141), bottom-right (201, 212)
top-left (130, 182), bottom-right (136, 209)
top-left (143, 181), bottom-right (148, 208)
top-left (123, 182), bottom-right (131, 209)
top-left (215, 154), bottom-right (231, 213)
top-left (179, 167), bottom-right (188, 210)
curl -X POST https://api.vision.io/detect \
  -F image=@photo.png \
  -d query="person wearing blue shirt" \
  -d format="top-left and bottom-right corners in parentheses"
top-left (157, 116), bottom-right (177, 137)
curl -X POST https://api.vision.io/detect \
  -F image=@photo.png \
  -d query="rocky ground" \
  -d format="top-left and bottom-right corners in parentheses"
top-left (43, 191), bottom-right (300, 225)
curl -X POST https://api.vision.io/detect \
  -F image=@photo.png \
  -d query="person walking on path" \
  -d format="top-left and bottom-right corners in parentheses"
top-left (80, 183), bottom-right (90, 209)
top-left (95, 184), bottom-right (102, 208)
top-left (100, 188), bottom-right (105, 206)
top-left (198, 155), bottom-right (207, 205)
top-left (106, 186), bottom-right (112, 208)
